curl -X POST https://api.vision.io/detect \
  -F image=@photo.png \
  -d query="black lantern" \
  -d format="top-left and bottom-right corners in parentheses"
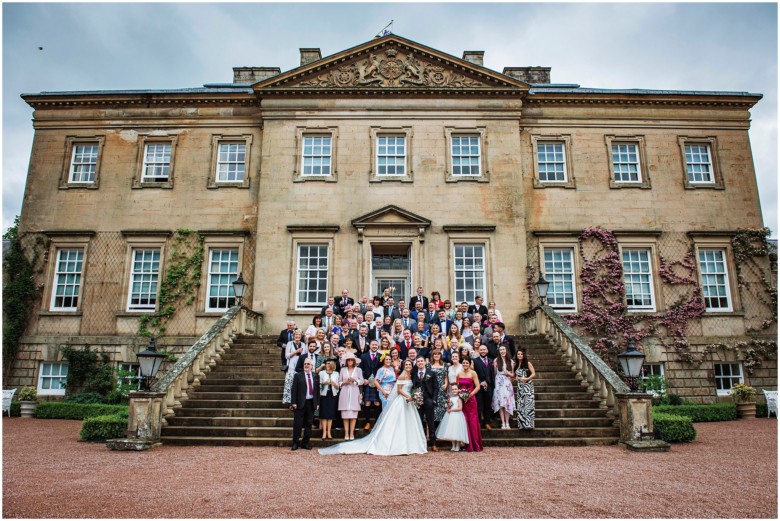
top-left (534, 274), bottom-right (550, 306)
top-left (136, 337), bottom-right (167, 391)
top-left (232, 272), bottom-right (248, 306)
top-left (617, 339), bottom-right (646, 391)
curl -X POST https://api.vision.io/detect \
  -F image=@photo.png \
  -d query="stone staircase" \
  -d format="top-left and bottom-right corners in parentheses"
top-left (161, 334), bottom-right (619, 447)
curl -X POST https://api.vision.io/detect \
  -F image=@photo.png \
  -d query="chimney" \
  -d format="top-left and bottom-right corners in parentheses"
top-left (462, 51), bottom-right (484, 66)
top-left (232, 67), bottom-right (282, 84)
top-left (503, 67), bottom-right (551, 84)
top-left (300, 48), bottom-right (322, 66)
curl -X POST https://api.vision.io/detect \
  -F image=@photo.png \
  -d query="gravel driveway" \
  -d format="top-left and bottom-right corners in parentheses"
top-left (3, 418), bottom-right (776, 518)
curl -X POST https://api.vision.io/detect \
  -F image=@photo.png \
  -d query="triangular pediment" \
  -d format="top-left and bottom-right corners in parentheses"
top-left (254, 34), bottom-right (529, 94)
top-left (351, 205), bottom-right (431, 228)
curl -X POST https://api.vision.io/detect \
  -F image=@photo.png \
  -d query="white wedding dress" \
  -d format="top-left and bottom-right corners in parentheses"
top-left (319, 380), bottom-right (427, 456)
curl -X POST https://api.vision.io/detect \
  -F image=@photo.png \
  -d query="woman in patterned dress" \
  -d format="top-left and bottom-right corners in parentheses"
top-left (282, 330), bottom-right (304, 404)
top-left (492, 345), bottom-right (515, 429)
top-left (513, 348), bottom-right (536, 429)
top-left (374, 353), bottom-right (397, 410)
top-left (429, 348), bottom-right (449, 424)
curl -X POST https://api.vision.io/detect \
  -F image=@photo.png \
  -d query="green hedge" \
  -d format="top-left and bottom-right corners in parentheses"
top-left (80, 414), bottom-right (128, 441)
top-left (653, 403), bottom-right (737, 422)
top-left (36, 402), bottom-right (128, 420)
top-left (757, 403), bottom-right (770, 417)
top-left (653, 413), bottom-right (697, 443)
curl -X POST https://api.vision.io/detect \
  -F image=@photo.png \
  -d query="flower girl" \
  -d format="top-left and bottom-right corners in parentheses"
top-left (436, 383), bottom-right (469, 451)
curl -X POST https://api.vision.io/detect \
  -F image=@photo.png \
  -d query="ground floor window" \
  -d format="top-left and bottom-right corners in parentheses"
top-left (207, 248), bottom-right (239, 311)
top-left (117, 363), bottom-right (141, 390)
top-left (714, 362), bottom-right (743, 395)
top-left (37, 362), bottom-right (69, 395)
top-left (296, 244), bottom-right (329, 309)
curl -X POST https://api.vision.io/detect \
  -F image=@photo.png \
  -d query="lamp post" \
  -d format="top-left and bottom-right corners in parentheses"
top-left (136, 337), bottom-right (167, 391)
top-left (617, 339), bottom-right (646, 392)
top-left (232, 272), bottom-right (248, 306)
top-left (534, 274), bottom-right (550, 306)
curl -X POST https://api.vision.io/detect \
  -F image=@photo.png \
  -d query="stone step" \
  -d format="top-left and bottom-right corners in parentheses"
top-left (181, 399), bottom-right (289, 409)
top-left (173, 408), bottom-right (293, 417)
top-left (165, 415), bottom-right (616, 429)
top-left (213, 360), bottom-right (281, 367)
top-left (160, 424), bottom-right (619, 439)
top-left (159, 436), bottom-right (618, 447)
top-left (200, 377), bottom-right (285, 385)
top-left (191, 385), bottom-right (283, 392)
top-left (535, 399), bottom-right (602, 409)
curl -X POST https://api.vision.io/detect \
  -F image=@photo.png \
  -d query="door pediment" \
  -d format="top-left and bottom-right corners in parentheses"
top-left (351, 205), bottom-right (431, 242)
top-left (253, 34), bottom-right (529, 95)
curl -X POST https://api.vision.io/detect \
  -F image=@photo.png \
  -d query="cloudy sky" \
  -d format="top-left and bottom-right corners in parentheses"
top-left (3, 2), bottom-right (777, 236)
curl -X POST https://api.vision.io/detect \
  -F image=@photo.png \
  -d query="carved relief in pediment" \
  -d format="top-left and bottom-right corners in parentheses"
top-left (298, 47), bottom-right (487, 89)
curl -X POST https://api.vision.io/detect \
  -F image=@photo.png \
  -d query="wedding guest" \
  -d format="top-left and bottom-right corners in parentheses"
top-left (396, 329), bottom-right (413, 359)
top-left (487, 301), bottom-right (503, 322)
top-left (282, 330), bottom-right (304, 405)
top-left (473, 344), bottom-right (495, 430)
top-left (389, 347), bottom-right (402, 376)
top-left (458, 302), bottom-right (473, 322)
top-left (382, 315), bottom-right (393, 334)
top-left (391, 319), bottom-right (405, 344)
top-left (448, 350), bottom-right (462, 385)
top-left (443, 299), bottom-right (454, 320)
top-left (457, 357), bottom-right (483, 452)
top-left (468, 295), bottom-right (489, 318)
top-left (339, 337), bottom-right (358, 366)
top-left (400, 308), bottom-right (415, 331)
top-left (358, 295), bottom-right (369, 315)
top-left (413, 332), bottom-right (429, 361)
top-left (338, 353), bottom-right (364, 440)
top-left (354, 324), bottom-right (370, 354)
top-left (466, 337), bottom-right (481, 359)
top-left (424, 302), bottom-right (438, 324)
top-left (431, 291), bottom-right (444, 310)
top-left (322, 307), bottom-right (336, 331)
top-left (412, 356), bottom-right (439, 452)
top-left (436, 309), bottom-right (452, 335)
top-left (379, 335), bottom-right (393, 355)
top-left (453, 310), bottom-right (464, 331)
top-left (381, 288), bottom-right (392, 306)
top-left (321, 296), bottom-right (337, 317)
top-left (385, 297), bottom-right (399, 320)
top-left (277, 320), bottom-right (297, 372)
top-left (295, 340), bottom-right (319, 372)
top-left (414, 320), bottom-right (430, 346)
top-left (316, 342), bottom-right (339, 373)
top-left (432, 336), bottom-right (451, 364)
top-left (360, 340), bottom-right (383, 431)
top-left (436, 382), bottom-right (469, 452)
top-left (410, 300), bottom-right (425, 322)
top-left (409, 287), bottom-right (429, 311)
top-left (290, 358), bottom-right (319, 451)
top-left (338, 288), bottom-right (355, 316)
top-left (374, 353), bottom-right (397, 409)
top-left (494, 322), bottom-right (516, 357)
top-left (427, 323), bottom-right (442, 348)
top-left (406, 347), bottom-right (420, 367)
top-left (304, 315), bottom-right (323, 344)
top-left (371, 296), bottom-right (384, 319)
top-left (492, 345), bottom-right (516, 429)
top-left (429, 348), bottom-right (449, 425)
top-left (461, 316), bottom-right (472, 335)
top-left (330, 315), bottom-right (344, 338)
top-left (513, 349), bottom-right (536, 429)
top-left (313, 328), bottom-right (327, 352)
top-left (318, 359), bottom-right (339, 440)
top-left (446, 323), bottom-right (463, 350)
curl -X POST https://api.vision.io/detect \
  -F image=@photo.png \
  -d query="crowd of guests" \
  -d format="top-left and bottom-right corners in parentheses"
top-left (278, 287), bottom-right (536, 451)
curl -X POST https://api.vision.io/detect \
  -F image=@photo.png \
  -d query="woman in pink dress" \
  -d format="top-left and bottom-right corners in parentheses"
top-left (457, 357), bottom-right (483, 452)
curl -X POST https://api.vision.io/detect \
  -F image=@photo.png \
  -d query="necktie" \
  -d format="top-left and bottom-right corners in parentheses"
top-left (406, 341), bottom-right (410, 350)
top-left (307, 373), bottom-right (313, 395)
top-left (419, 371), bottom-right (424, 379)
top-left (483, 357), bottom-right (488, 367)
top-left (371, 353), bottom-right (375, 362)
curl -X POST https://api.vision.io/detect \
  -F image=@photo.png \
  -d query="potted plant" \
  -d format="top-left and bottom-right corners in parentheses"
top-left (17, 386), bottom-right (38, 418)
top-left (730, 383), bottom-right (757, 418)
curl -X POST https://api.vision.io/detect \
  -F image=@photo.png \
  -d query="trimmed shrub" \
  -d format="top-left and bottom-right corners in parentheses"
top-left (653, 393), bottom-right (684, 406)
top-left (65, 392), bottom-right (105, 404)
top-left (80, 413), bottom-right (128, 441)
top-left (756, 403), bottom-right (769, 417)
top-left (36, 402), bottom-right (128, 420)
top-left (9, 401), bottom-right (20, 416)
top-left (653, 413), bottom-right (697, 443)
top-left (654, 403), bottom-right (737, 422)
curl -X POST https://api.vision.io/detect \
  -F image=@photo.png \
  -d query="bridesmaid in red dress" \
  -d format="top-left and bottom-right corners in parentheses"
top-left (457, 357), bottom-right (483, 452)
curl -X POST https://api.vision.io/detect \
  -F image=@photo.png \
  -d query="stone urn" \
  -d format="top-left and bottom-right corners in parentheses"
top-left (730, 384), bottom-right (757, 419)
top-left (17, 386), bottom-right (38, 418)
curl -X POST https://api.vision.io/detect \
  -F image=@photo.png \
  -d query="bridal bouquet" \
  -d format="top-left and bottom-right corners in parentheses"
top-left (411, 388), bottom-right (424, 409)
top-left (459, 390), bottom-right (472, 403)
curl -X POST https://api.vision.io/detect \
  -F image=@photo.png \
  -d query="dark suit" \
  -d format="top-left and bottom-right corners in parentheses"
top-left (295, 350), bottom-right (319, 372)
top-left (468, 304), bottom-right (489, 317)
top-left (395, 340), bottom-right (413, 360)
top-left (385, 306), bottom-right (401, 321)
top-left (360, 351), bottom-right (382, 383)
top-left (291, 371), bottom-right (320, 447)
top-left (366, 326), bottom-right (382, 344)
top-left (500, 335), bottom-right (516, 358)
top-left (473, 355), bottom-right (495, 427)
top-left (321, 304), bottom-right (337, 316)
top-left (486, 338), bottom-right (515, 359)
top-left (409, 295), bottom-right (429, 311)
top-left (399, 317), bottom-right (416, 331)
top-left (436, 320), bottom-right (453, 335)
top-left (412, 367), bottom-right (438, 445)
top-left (424, 310), bottom-right (439, 324)
top-left (277, 328), bottom-right (295, 366)
top-left (354, 334), bottom-right (370, 355)
top-left (337, 297), bottom-right (355, 316)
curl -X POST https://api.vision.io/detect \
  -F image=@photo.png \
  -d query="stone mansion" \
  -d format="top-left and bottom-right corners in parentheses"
top-left (9, 34), bottom-right (776, 403)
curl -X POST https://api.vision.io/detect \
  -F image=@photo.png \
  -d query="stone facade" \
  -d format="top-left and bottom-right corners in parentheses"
top-left (10, 35), bottom-right (776, 403)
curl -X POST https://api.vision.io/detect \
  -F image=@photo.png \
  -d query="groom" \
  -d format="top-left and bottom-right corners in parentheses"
top-left (412, 357), bottom-right (439, 452)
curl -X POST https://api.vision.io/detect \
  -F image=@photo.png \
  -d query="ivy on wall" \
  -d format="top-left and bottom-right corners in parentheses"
top-left (138, 229), bottom-right (204, 338)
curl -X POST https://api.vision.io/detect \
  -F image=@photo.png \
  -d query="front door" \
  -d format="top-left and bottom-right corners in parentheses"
top-left (371, 244), bottom-right (411, 304)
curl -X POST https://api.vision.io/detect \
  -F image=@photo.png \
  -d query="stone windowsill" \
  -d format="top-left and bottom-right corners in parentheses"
top-left (38, 310), bottom-right (83, 317)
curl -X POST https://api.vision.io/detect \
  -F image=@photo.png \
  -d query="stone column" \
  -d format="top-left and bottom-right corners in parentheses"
top-left (616, 392), bottom-right (670, 451)
top-left (105, 391), bottom-right (166, 451)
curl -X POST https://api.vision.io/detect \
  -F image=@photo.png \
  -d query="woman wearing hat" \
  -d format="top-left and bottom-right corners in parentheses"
top-left (338, 352), bottom-right (364, 440)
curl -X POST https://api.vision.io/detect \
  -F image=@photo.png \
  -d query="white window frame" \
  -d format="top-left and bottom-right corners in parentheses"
top-left (141, 142), bottom-right (172, 182)
top-left (117, 363), bottom-right (141, 390)
top-left (714, 362), bottom-right (743, 395)
top-left (295, 244), bottom-right (330, 310)
top-left (444, 127), bottom-right (489, 183)
top-left (369, 127), bottom-right (413, 183)
top-left (60, 136), bottom-right (105, 189)
top-left (542, 246), bottom-right (577, 312)
top-left (208, 134), bottom-right (252, 188)
top-left (622, 248), bottom-right (656, 311)
top-left (294, 128), bottom-right (338, 182)
top-left (531, 134), bottom-right (575, 188)
top-left (684, 143), bottom-right (713, 184)
top-left (537, 142), bottom-right (567, 183)
top-left (612, 143), bottom-right (641, 183)
top-left (133, 135), bottom-right (177, 188)
top-left (450, 135), bottom-right (481, 177)
top-left (605, 135), bottom-right (650, 189)
top-left (37, 362), bottom-right (68, 396)
top-left (678, 136), bottom-right (724, 190)
top-left (68, 143), bottom-right (100, 184)
top-left (126, 248), bottom-right (161, 312)
top-left (376, 135), bottom-right (407, 177)
top-left (301, 135), bottom-right (332, 177)
top-left (698, 248), bottom-right (733, 312)
top-left (50, 248), bottom-right (85, 311)
top-left (205, 248), bottom-right (240, 312)
top-left (640, 363), bottom-right (665, 397)
top-left (216, 142), bottom-right (247, 183)
top-left (453, 244), bottom-right (486, 305)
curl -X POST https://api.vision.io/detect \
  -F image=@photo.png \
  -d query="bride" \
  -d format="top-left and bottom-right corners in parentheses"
top-left (319, 359), bottom-right (427, 456)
